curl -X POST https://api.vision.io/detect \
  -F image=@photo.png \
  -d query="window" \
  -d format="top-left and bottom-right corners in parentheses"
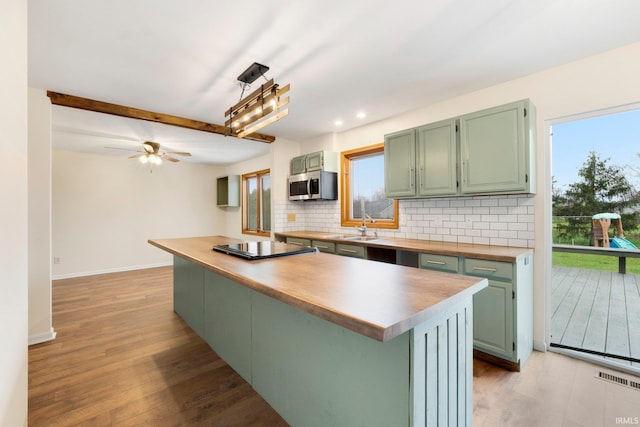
top-left (242, 169), bottom-right (271, 236)
top-left (341, 143), bottom-right (398, 229)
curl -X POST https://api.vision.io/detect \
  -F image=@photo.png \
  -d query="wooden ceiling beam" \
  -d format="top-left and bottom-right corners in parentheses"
top-left (46, 91), bottom-right (276, 144)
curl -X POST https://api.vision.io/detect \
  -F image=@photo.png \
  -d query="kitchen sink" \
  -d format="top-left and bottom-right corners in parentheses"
top-left (322, 234), bottom-right (379, 241)
top-left (342, 235), bottom-right (379, 241)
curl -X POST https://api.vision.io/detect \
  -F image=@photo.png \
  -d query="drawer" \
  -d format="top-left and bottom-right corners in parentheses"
top-left (286, 237), bottom-right (311, 247)
top-left (312, 240), bottom-right (335, 253)
top-left (463, 258), bottom-right (513, 281)
top-left (335, 243), bottom-right (366, 259)
top-left (419, 253), bottom-right (460, 274)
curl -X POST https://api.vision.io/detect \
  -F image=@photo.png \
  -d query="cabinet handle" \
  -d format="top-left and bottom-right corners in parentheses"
top-left (289, 241), bottom-right (304, 246)
top-left (339, 248), bottom-right (357, 254)
top-left (426, 260), bottom-right (446, 265)
top-left (473, 266), bottom-right (497, 272)
top-left (315, 245), bottom-right (329, 249)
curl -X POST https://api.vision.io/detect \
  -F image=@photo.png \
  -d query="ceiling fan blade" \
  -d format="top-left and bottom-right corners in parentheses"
top-left (166, 151), bottom-right (191, 156)
top-left (164, 156), bottom-right (180, 162)
top-left (105, 146), bottom-right (144, 153)
top-left (128, 154), bottom-right (145, 159)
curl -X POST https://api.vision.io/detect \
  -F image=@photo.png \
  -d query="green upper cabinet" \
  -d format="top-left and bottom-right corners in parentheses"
top-left (459, 100), bottom-right (535, 195)
top-left (384, 129), bottom-right (416, 197)
top-left (384, 119), bottom-right (457, 198)
top-left (384, 99), bottom-right (536, 199)
top-left (290, 150), bottom-right (339, 174)
top-left (290, 155), bottom-right (307, 175)
top-left (416, 119), bottom-right (458, 196)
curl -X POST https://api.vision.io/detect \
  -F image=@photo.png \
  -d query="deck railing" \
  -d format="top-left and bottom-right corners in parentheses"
top-left (552, 244), bottom-right (640, 274)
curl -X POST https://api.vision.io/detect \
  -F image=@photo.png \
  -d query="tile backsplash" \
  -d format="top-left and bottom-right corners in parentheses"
top-left (275, 194), bottom-right (534, 248)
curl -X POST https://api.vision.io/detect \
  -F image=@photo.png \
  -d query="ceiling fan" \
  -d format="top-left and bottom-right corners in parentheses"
top-left (106, 141), bottom-right (191, 165)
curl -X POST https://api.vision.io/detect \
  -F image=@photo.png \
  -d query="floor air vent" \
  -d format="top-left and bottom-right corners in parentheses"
top-left (596, 371), bottom-right (640, 391)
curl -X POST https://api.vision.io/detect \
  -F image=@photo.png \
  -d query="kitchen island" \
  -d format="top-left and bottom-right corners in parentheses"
top-left (149, 236), bottom-right (488, 427)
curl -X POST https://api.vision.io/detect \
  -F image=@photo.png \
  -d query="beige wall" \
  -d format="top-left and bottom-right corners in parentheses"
top-left (52, 150), bottom-right (224, 278)
top-left (0, 0), bottom-right (28, 425)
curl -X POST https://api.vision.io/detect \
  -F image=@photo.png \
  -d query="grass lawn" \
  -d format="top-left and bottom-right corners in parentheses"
top-left (552, 251), bottom-right (640, 274)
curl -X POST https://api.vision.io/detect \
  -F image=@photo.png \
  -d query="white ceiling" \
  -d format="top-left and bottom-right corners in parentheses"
top-left (29, 0), bottom-right (640, 165)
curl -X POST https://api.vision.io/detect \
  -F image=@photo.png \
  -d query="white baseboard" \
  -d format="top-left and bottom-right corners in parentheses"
top-left (52, 262), bottom-right (172, 280)
top-left (533, 340), bottom-right (547, 352)
top-left (28, 328), bottom-right (57, 346)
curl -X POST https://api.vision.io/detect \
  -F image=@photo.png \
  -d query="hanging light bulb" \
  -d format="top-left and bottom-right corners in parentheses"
top-left (139, 155), bottom-right (149, 164)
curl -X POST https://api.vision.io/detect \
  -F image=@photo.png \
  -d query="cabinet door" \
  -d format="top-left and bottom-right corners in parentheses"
top-left (459, 101), bottom-right (527, 194)
top-left (286, 237), bottom-right (311, 247)
top-left (173, 256), bottom-right (205, 338)
top-left (312, 240), bottom-right (336, 253)
top-left (335, 243), bottom-right (366, 258)
top-left (291, 155), bottom-right (307, 174)
top-left (305, 151), bottom-right (323, 171)
top-left (384, 129), bottom-right (416, 198)
top-left (473, 280), bottom-right (514, 360)
top-left (419, 253), bottom-right (460, 274)
top-left (416, 119), bottom-right (458, 197)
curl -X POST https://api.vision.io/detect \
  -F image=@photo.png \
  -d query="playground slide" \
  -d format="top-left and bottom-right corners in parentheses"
top-left (610, 237), bottom-right (639, 250)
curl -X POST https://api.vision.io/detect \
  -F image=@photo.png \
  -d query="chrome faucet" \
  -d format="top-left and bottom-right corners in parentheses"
top-left (355, 199), bottom-right (376, 236)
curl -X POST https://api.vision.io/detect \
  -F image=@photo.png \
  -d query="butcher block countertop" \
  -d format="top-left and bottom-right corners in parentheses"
top-left (275, 230), bottom-right (532, 262)
top-left (149, 236), bottom-right (487, 342)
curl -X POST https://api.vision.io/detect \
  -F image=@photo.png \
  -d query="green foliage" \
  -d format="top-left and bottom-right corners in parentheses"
top-left (553, 151), bottom-right (638, 244)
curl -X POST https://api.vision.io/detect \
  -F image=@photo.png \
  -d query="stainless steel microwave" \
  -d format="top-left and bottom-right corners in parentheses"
top-left (288, 171), bottom-right (338, 201)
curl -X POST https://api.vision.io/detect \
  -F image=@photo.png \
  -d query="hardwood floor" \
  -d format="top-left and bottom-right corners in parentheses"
top-left (30, 267), bottom-right (640, 426)
top-left (28, 267), bottom-right (287, 426)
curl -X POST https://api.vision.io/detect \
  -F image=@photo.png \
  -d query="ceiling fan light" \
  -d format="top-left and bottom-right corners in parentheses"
top-left (139, 155), bottom-right (148, 164)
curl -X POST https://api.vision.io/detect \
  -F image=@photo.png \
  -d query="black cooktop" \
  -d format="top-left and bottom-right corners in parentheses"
top-left (213, 241), bottom-right (317, 260)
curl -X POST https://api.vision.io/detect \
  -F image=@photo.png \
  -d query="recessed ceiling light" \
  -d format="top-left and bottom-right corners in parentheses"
top-left (356, 112), bottom-right (366, 119)
top-left (334, 120), bottom-right (343, 126)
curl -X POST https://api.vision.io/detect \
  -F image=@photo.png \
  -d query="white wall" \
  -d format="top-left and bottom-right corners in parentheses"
top-left (52, 150), bottom-right (224, 278)
top-left (275, 40), bottom-right (640, 352)
top-left (0, 0), bottom-right (28, 425)
top-left (28, 88), bottom-right (55, 344)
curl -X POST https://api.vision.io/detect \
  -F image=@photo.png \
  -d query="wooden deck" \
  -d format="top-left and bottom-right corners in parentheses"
top-left (551, 266), bottom-right (640, 369)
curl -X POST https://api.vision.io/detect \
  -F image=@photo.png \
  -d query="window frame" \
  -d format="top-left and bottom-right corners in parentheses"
top-left (340, 143), bottom-right (399, 229)
top-left (242, 168), bottom-right (271, 237)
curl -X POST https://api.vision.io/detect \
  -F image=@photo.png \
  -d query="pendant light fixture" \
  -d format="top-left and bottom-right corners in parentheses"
top-left (225, 62), bottom-right (290, 139)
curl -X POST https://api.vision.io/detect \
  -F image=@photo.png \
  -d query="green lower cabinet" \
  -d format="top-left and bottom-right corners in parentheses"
top-left (420, 253), bottom-right (533, 367)
top-left (472, 280), bottom-right (514, 360)
top-left (335, 243), bottom-right (366, 258)
top-left (203, 270), bottom-right (252, 382)
top-left (173, 256), bottom-right (205, 338)
top-left (286, 237), bottom-right (311, 247)
top-left (172, 255), bottom-right (476, 426)
top-left (311, 240), bottom-right (335, 253)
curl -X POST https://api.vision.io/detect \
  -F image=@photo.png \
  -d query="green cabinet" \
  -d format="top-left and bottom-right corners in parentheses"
top-left (384, 119), bottom-right (457, 198)
top-left (311, 240), bottom-right (336, 253)
top-left (384, 129), bottom-right (416, 197)
top-left (459, 100), bottom-right (535, 195)
top-left (286, 237), bottom-right (311, 247)
top-left (472, 279), bottom-right (514, 359)
top-left (335, 243), bottom-right (366, 258)
top-left (384, 99), bottom-right (535, 199)
top-left (290, 150), bottom-right (339, 174)
top-left (416, 120), bottom-right (458, 196)
top-left (216, 175), bottom-right (240, 207)
top-left (173, 256), bottom-right (205, 338)
top-left (419, 253), bottom-right (460, 274)
top-left (420, 253), bottom-right (533, 368)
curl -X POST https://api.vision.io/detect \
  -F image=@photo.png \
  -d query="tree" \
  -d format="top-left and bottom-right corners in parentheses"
top-left (553, 151), bottom-right (638, 244)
